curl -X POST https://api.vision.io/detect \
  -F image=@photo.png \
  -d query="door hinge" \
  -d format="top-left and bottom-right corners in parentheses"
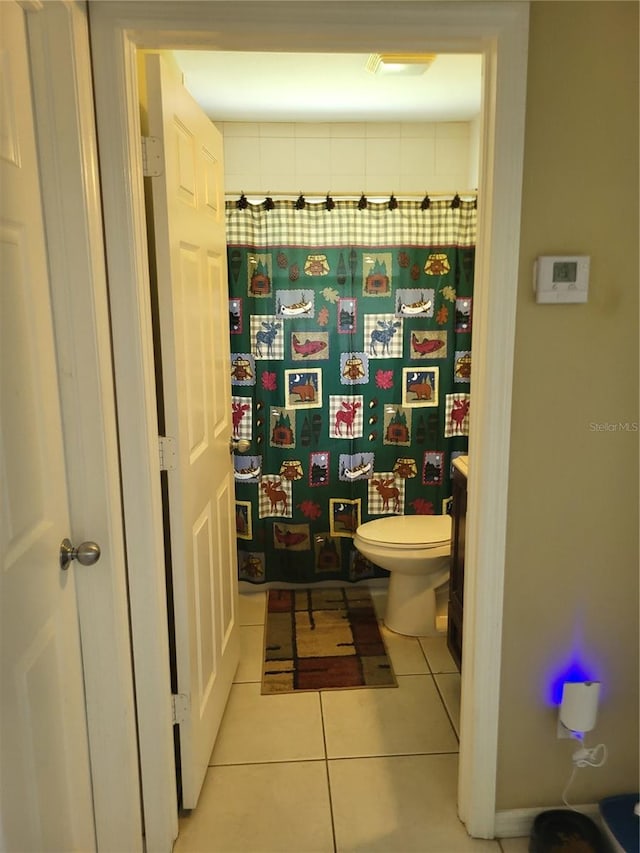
top-left (158, 435), bottom-right (177, 471)
top-left (141, 136), bottom-right (163, 177)
top-left (171, 693), bottom-right (190, 725)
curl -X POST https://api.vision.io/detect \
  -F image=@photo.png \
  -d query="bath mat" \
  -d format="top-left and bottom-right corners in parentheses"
top-left (261, 588), bottom-right (397, 694)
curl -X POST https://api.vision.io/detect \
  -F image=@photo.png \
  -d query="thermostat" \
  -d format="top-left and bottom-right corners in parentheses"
top-left (534, 255), bottom-right (590, 303)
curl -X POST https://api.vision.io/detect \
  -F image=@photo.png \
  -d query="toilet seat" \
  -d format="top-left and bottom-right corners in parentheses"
top-left (355, 515), bottom-right (451, 550)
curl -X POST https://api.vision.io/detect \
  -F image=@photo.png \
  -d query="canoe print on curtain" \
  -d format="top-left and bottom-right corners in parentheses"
top-left (227, 197), bottom-right (475, 585)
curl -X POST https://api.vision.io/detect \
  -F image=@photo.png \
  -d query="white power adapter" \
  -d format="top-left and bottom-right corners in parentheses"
top-left (559, 681), bottom-right (600, 736)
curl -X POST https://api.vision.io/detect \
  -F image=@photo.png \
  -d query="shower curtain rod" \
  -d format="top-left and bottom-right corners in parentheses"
top-left (225, 190), bottom-right (477, 201)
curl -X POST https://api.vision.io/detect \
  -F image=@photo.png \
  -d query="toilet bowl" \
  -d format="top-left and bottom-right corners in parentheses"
top-left (354, 515), bottom-right (452, 636)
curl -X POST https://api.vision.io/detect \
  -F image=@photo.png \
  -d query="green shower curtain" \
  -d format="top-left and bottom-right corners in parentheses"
top-left (227, 196), bottom-right (475, 585)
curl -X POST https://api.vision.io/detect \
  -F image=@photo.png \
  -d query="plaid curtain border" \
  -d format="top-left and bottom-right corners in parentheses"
top-left (225, 199), bottom-right (476, 248)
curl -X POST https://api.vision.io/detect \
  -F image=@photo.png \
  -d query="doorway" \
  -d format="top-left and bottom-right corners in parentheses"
top-left (88, 3), bottom-right (529, 848)
top-left (142, 54), bottom-right (475, 820)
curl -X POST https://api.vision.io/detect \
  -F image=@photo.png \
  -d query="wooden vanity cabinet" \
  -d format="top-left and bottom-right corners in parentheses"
top-left (447, 465), bottom-right (467, 671)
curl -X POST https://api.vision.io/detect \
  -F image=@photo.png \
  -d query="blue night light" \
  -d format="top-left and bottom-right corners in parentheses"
top-left (547, 656), bottom-right (600, 707)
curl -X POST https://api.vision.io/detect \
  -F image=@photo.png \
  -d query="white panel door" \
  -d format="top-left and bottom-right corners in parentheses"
top-left (145, 52), bottom-right (240, 809)
top-left (0, 3), bottom-right (95, 850)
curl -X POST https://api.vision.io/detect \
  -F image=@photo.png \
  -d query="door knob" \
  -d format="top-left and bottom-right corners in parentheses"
top-left (59, 538), bottom-right (101, 571)
top-left (229, 438), bottom-right (250, 454)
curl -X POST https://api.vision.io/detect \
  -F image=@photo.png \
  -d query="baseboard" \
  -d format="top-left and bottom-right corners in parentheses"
top-left (494, 803), bottom-right (600, 838)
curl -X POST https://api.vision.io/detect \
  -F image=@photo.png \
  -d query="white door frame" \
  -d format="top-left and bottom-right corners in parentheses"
top-left (21, 2), bottom-right (143, 850)
top-left (88, 1), bottom-right (529, 848)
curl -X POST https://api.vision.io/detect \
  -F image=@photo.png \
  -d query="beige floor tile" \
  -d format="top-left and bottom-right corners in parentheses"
top-left (321, 674), bottom-right (458, 758)
top-left (329, 754), bottom-right (501, 852)
top-left (174, 761), bottom-right (334, 853)
top-left (235, 624), bottom-right (264, 683)
top-left (499, 838), bottom-right (530, 852)
top-left (238, 591), bottom-right (266, 626)
top-left (210, 682), bottom-right (325, 765)
top-left (380, 624), bottom-right (430, 675)
top-left (419, 634), bottom-right (459, 673)
top-left (434, 672), bottom-right (461, 737)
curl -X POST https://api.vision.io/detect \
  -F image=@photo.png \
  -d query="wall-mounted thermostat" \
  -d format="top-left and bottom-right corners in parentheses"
top-left (534, 256), bottom-right (590, 303)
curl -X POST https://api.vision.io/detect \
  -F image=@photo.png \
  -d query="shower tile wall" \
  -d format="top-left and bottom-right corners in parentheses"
top-left (217, 121), bottom-right (477, 195)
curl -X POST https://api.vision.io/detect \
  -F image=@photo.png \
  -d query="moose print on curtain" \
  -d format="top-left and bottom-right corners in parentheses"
top-left (227, 197), bottom-right (476, 585)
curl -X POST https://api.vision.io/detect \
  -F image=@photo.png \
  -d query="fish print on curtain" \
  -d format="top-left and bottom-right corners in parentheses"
top-left (226, 198), bottom-right (475, 585)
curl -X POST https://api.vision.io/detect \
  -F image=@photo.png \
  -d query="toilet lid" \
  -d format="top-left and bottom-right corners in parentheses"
top-left (355, 515), bottom-right (452, 550)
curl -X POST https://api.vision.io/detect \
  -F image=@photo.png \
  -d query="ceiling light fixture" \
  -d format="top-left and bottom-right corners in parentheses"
top-left (366, 53), bottom-right (437, 76)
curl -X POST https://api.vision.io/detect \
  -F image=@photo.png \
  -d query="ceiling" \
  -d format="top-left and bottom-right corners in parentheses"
top-left (172, 51), bottom-right (482, 123)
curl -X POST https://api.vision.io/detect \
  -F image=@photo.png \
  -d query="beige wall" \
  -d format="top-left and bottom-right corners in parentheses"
top-left (497, 1), bottom-right (639, 810)
top-left (217, 120), bottom-right (474, 196)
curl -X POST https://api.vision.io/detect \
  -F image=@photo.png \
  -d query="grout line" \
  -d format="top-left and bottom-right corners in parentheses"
top-left (318, 692), bottom-right (338, 853)
top-left (432, 672), bottom-right (460, 743)
top-left (208, 756), bottom-right (329, 769)
top-left (208, 748), bottom-right (463, 770)
top-left (417, 637), bottom-right (434, 674)
top-left (326, 750), bottom-right (461, 763)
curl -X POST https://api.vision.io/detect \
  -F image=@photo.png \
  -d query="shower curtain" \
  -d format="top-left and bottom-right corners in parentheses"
top-left (226, 196), bottom-right (476, 585)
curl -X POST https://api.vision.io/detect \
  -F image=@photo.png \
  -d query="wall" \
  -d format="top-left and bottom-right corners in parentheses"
top-left (468, 116), bottom-right (480, 190)
top-left (497, 1), bottom-right (639, 810)
top-left (217, 120), bottom-right (473, 195)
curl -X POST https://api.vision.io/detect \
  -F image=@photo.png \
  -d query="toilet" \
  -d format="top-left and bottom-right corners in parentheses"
top-left (354, 514), bottom-right (452, 636)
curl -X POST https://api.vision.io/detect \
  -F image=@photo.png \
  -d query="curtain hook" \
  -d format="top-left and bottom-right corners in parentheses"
top-left (450, 193), bottom-right (461, 209)
top-left (295, 193), bottom-right (306, 210)
top-left (388, 193), bottom-right (398, 211)
top-left (237, 192), bottom-right (249, 210)
top-left (264, 195), bottom-right (275, 210)
top-left (325, 192), bottom-right (335, 211)
top-left (358, 193), bottom-right (368, 210)
top-left (421, 193), bottom-right (431, 210)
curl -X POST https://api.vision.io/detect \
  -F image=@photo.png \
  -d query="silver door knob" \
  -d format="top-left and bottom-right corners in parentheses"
top-left (229, 438), bottom-right (250, 454)
top-left (59, 538), bottom-right (101, 571)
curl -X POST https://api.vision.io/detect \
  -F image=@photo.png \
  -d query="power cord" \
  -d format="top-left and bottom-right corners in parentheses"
top-left (562, 734), bottom-right (608, 810)
top-left (572, 742), bottom-right (608, 769)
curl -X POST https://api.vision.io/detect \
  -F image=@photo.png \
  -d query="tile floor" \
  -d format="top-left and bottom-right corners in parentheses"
top-left (174, 588), bottom-right (529, 853)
